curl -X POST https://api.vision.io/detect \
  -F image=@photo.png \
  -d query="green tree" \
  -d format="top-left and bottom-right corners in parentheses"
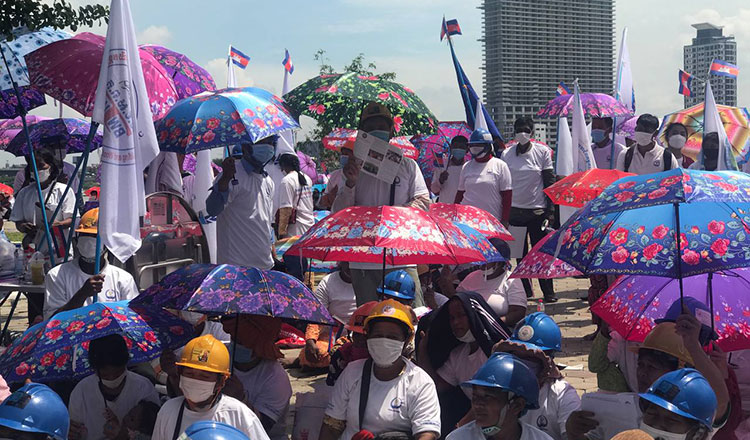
top-left (2, 0), bottom-right (109, 39)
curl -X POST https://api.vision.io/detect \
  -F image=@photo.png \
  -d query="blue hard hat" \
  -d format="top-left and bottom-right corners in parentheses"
top-left (377, 270), bottom-right (416, 301)
top-left (181, 421), bottom-right (250, 440)
top-left (655, 297), bottom-right (718, 346)
top-left (0, 383), bottom-right (69, 440)
top-left (510, 312), bottom-right (562, 352)
top-left (462, 352), bottom-right (540, 414)
top-left (468, 128), bottom-right (493, 145)
top-left (639, 368), bottom-right (717, 429)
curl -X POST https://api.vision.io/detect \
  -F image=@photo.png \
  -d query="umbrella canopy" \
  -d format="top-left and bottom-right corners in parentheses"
top-left (511, 231), bottom-right (582, 279)
top-left (155, 87), bottom-right (299, 153)
top-left (536, 93), bottom-right (633, 118)
top-left (0, 115), bottom-right (49, 148)
top-left (285, 72), bottom-right (437, 136)
top-left (592, 270), bottom-right (750, 351)
top-left (296, 150), bottom-right (318, 181)
top-left (5, 117), bottom-right (102, 156)
top-left (0, 301), bottom-right (192, 383)
top-left (130, 264), bottom-right (335, 324)
top-left (544, 169), bottom-right (635, 208)
top-left (615, 115), bottom-right (637, 138)
top-left (275, 236), bottom-right (338, 273)
top-left (658, 102), bottom-right (750, 162)
top-left (0, 26), bottom-right (70, 90)
top-left (411, 121), bottom-right (472, 184)
top-left (428, 203), bottom-right (514, 241)
top-left (25, 32), bottom-right (178, 119)
top-left (285, 205), bottom-right (486, 265)
top-left (454, 223), bottom-right (504, 264)
top-left (140, 44), bottom-right (216, 99)
top-left (323, 127), bottom-right (418, 159)
top-left (0, 86), bottom-right (45, 118)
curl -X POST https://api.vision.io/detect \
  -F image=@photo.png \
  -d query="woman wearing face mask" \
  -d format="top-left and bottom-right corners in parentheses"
top-left (615, 114), bottom-right (679, 175)
top-left (446, 353), bottom-right (552, 440)
top-left (152, 335), bottom-right (270, 440)
top-left (319, 146), bottom-right (354, 209)
top-left (68, 334), bottom-right (160, 440)
top-left (321, 300), bottom-right (441, 440)
top-left (688, 132), bottom-right (721, 171)
top-left (276, 153), bottom-right (314, 280)
top-left (664, 123), bottom-right (694, 168)
top-left (431, 135), bottom-right (469, 203)
top-left (206, 137), bottom-right (277, 271)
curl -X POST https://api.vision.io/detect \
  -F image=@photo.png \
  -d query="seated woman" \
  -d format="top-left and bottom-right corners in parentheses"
top-left (321, 299), bottom-right (441, 440)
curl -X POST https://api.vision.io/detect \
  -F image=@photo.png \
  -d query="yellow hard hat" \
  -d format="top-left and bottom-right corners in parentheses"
top-left (359, 102), bottom-right (393, 128)
top-left (75, 208), bottom-right (99, 234)
top-left (175, 334), bottom-right (230, 376)
top-left (364, 299), bottom-right (414, 334)
top-left (630, 322), bottom-right (694, 367)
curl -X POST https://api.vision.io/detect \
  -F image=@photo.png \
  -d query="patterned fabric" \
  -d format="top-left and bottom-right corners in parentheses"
top-left (544, 169), bottom-right (635, 208)
top-left (0, 301), bottom-right (192, 383)
top-left (0, 26), bottom-right (70, 89)
top-left (5, 117), bottom-right (102, 156)
top-left (284, 72), bottom-right (437, 136)
top-left (131, 264), bottom-right (335, 324)
top-left (140, 44), bottom-right (216, 99)
top-left (411, 121), bottom-right (472, 184)
top-left (155, 87), bottom-right (299, 153)
top-left (0, 115), bottom-right (48, 148)
top-left (511, 231), bottom-right (582, 279)
top-left (322, 127), bottom-right (418, 159)
top-left (536, 93), bottom-right (633, 118)
top-left (274, 235), bottom-right (337, 273)
top-left (453, 223), bottom-right (503, 264)
top-left (0, 86), bottom-right (45, 117)
top-left (429, 202), bottom-right (513, 240)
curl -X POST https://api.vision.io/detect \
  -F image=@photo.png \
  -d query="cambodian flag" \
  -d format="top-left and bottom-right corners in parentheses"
top-left (678, 70), bottom-right (693, 96)
top-left (709, 59), bottom-right (739, 79)
top-left (282, 49), bottom-right (294, 74)
top-left (440, 18), bottom-right (462, 41)
top-left (229, 46), bottom-right (250, 69)
top-left (556, 81), bottom-right (571, 96)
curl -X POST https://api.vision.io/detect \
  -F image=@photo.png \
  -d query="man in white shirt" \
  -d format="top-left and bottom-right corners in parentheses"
top-left (206, 137), bottom-right (276, 270)
top-left (590, 117), bottom-right (626, 169)
top-left (43, 208), bottom-right (139, 319)
top-left (319, 148), bottom-right (350, 210)
top-left (431, 136), bottom-right (468, 203)
top-left (615, 114), bottom-right (679, 175)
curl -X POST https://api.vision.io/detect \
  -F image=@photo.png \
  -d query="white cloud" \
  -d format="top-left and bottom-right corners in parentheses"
top-left (136, 25), bottom-right (172, 45)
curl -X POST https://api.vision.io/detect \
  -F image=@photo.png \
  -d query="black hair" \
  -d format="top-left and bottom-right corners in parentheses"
top-left (636, 114), bottom-right (660, 133)
top-left (703, 132), bottom-right (719, 148)
top-left (451, 135), bottom-right (468, 146)
top-left (89, 334), bottom-right (129, 368)
top-left (664, 122), bottom-right (688, 138)
top-left (596, 117), bottom-right (613, 129)
top-left (133, 400), bottom-right (160, 435)
top-left (24, 149), bottom-right (61, 184)
top-left (514, 116), bottom-right (534, 132)
top-left (277, 153), bottom-right (308, 187)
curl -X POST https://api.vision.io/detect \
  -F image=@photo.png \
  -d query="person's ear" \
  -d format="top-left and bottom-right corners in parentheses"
top-left (508, 397), bottom-right (527, 419)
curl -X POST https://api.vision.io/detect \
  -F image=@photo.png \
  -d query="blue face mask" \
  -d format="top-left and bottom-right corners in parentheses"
top-left (368, 130), bottom-right (390, 141)
top-left (250, 143), bottom-right (275, 165)
top-left (231, 343), bottom-right (254, 363)
top-left (451, 149), bottom-right (467, 159)
top-left (340, 155), bottom-right (349, 168)
top-left (591, 129), bottom-right (608, 144)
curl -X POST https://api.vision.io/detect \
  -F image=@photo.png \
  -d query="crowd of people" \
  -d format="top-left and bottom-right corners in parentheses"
top-left (0, 99), bottom-right (747, 440)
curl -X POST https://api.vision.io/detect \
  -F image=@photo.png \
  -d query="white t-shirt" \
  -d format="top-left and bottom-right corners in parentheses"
top-left (326, 358), bottom-right (441, 440)
top-left (458, 157), bottom-right (512, 222)
top-left (431, 164), bottom-right (464, 204)
top-left (214, 165), bottom-right (274, 270)
top-left (521, 379), bottom-right (581, 440)
top-left (615, 145), bottom-right (679, 175)
top-left (13, 162), bottom-right (79, 195)
top-left (152, 395), bottom-right (270, 440)
top-left (10, 181), bottom-right (75, 255)
top-left (436, 343), bottom-right (488, 397)
top-left (68, 371), bottom-right (159, 440)
top-left (500, 144), bottom-right (553, 209)
top-left (456, 270), bottom-right (527, 318)
top-left (447, 420), bottom-right (553, 440)
top-left (314, 272), bottom-right (357, 324)
top-left (266, 161), bottom-right (286, 216)
top-left (278, 172), bottom-right (314, 237)
top-left (591, 139), bottom-right (627, 170)
top-left (43, 260), bottom-right (139, 319)
top-left (233, 359), bottom-right (292, 440)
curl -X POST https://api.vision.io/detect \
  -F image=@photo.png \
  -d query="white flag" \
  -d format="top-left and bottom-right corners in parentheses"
top-left (556, 117), bottom-right (573, 176)
top-left (193, 150), bottom-right (217, 262)
top-left (615, 27), bottom-right (635, 112)
top-left (474, 101), bottom-right (489, 131)
top-left (704, 81), bottom-right (738, 171)
top-left (571, 83), bottom-right (596, 172)
top-left (92, 0), bottom-right (160, 262)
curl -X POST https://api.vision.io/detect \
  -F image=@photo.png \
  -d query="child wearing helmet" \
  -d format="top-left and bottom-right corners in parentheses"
top-left (326, 301), bottom-right (378, 386)
top-left (0, 383), bottom-right (69, 440)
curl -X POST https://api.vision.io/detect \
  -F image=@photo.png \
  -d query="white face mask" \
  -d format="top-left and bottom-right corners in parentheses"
top-left (668, 134), bottom-right (687, 150)
top-left (76, 236), bottom-right (98, 260)
top-left (179, 376), bottom-right (217, 403)
top-left (639, 421), bottom-right (689, 440)
top-left (481, 404), bottom-right (509, 437)
top-left (514, 132), bottom-right (531, 144)
top-left (633, 131), bottom-right (654, 147)
top-left (456, 329), bottom-right (476, 343)
top-left (35, 168), bottom-right (51, 182)
top-left (100, 370), bottom-right (126, 389)
top-left (469, 146), bottom-right (487, 157)
top-left (366, 338), bottom-right (404, 367)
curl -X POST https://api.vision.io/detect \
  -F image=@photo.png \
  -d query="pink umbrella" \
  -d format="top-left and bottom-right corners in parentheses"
top-left (428, 203), bottom-right (513, 241)
top-left (511, 231), bottom-right (582, 279)
top-left (296, 151), bottom-right (318, 182)
top-left (323, 128), bottom-right (418, 159)
top-left (25, 32), bottom-right (178, 120)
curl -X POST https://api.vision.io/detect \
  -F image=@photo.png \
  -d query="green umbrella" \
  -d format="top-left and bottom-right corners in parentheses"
top-left (285, 72), bottom-right (437, 136)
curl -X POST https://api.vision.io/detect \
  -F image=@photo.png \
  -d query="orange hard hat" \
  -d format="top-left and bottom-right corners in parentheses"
top-left (75, 208), bottom-right (99, 234)
top-left (346, 301), bottom-right (378, 334)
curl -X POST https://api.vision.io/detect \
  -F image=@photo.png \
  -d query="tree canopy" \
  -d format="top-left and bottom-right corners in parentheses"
top-left (1, 0), bottom-right (109, 39)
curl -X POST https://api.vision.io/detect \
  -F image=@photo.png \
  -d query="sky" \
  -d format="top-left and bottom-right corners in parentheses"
top-left (9, 0), bottom-right (750, 165)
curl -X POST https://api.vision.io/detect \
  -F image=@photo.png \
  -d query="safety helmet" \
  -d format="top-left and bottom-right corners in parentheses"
top-left (0, 383), bottom-right (70, 440)
top-left (462, 352), bottom-right (540, 414)
top-left (346, 301), bottom-right (378, 334)
top-left (176, 334), bottom-right (231, 376)
top-left (359, 102), bottom-right (393, 128)
top-left (639, 368), bottom-right (717, 428)
top-left (364, 299), bottom-right (415, 335)
top-left (75, 207), bottom-right (99, 234)
top-left (178, 421), bottom-right (249, 440)
top-left (630, 322), bottom-right (694, 367)
top-left (510, 312), bottom-right (562, 352)
top-left (377, 270), bottom-right (416, 301)
top-left (468, 128), bottom-right (493, 145)
top-left (655, 297), bottom-right (718, 346)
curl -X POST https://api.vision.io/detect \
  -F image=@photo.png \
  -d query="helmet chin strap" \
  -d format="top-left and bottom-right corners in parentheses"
top-left (481, 404), bottom-right (508, 438)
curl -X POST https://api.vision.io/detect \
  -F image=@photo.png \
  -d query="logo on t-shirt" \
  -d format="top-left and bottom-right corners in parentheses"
top-left (536, 415), bottom-right (549, 429)
top-left (104, 288), bottom-right (117, 300)
top-left (653, 159), bottom-right (661, 167)
top-left (389, 397), bottom-right (404, 411)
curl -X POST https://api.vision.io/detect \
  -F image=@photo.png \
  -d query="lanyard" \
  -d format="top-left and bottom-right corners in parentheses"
top-left (172, 400), bottom-right (187, 440)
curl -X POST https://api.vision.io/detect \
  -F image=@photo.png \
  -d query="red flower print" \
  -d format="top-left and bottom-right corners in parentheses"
top-left (660, 175), bottom-right (681, 186)
top-left (705, 174), bottom-right (721, 180)
top-left (95, 317), bottom-right (112, 330)
top-left (47, 329), bottom-right (63, 341)
top-left (165, 118), bottom-right (175, 127)
top-left (614, 191), bottom-right (634, 202)
top-left (206, 118), bottom-right (220, 130)
top-left (618, 181), bottom-right (635, 190)
top-left (123, 338), bottom-right (133, 350)
top-left (609, 227), bottom-right (629, 246)
top-left (40, 352), bottom-right (55, 367)
top-left (579, 228), bottom-right (595, 245)
top-left (684, 184), bottom-right (693, 194)
top-left (230, 111), bottom-right (241, 120)
top-left (404, 86), bottom-right (414, 94)
top-left (244, 108), bottom-right (255, 118)
top-left (563, 228), bottom-right (573, 244)
top-left (315, 104), bottom-right (326, 115)
top-left (586, 238), bottom-right (601, 255)
top-left (377, 92), bottom-right (389, 101)
top-left (648, 187), bottom-right (669, 199)
top-left (82, 341), bottom-right (90, 350)
top-left (66, 320), bottom-right (84, 333)
top-left (46, 319), bottom-right (61, 329)
top-left (158, 130), bottom-right (168, 143)
top-left (15, 363), bottom-right (29, 377)
top-left (272, 117), bottom-right (284, 127)
top-left (202, 131), bottom-right (216, 143)
top-left (253, 118), bottom-right (266, 129)
top-left (711, 238), bottom-right (730, 257)
top-left (611, 246), bottom-right (629, 264)
top-left (708, 220), bottom-right (725, 235)
top-left (680, 233), bottom-right (688, 250)
top-left (232, 122), bottom-right (246, 135)
top-left (113, 313), bottom-right (128, 322)
top-left (143, 331), bottom-right (157, 343)
top-left (326, 85), bottom-right (338, 94)
top-left (393, 115), bottom-right (403, 133)
top-left (651, 225), bottom-right (669, 240)
top-left (682, 249), bottom-right (700, 265)
top-left (716, 182), bottom-right (739, 192)
top-left (643, 243), bottom-right (663, 260)
top-left (55, 354), bottom-right (70, 369)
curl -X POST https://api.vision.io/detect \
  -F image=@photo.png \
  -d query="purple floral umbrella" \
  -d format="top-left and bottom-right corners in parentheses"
top-left (536, 93), bottom-right (633, 118)
top-left (140, 44), bottom-right (216, 100)
top-left (5, 117), bottom-right (102, 156)
top-left (0, 115), bottom-right (48, 148)
top-left (616, 115), bottom-right (637, 138)
top-left (0, 86), bottom-right (45, 118)
top-left (411, 121), bottom-right (472, 184)
top-left (130, 263), bottom-right (334, 324)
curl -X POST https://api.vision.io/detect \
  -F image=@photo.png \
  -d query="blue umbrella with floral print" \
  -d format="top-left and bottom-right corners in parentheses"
top-left (130, 264), bottom-right (335, 325)
top-left (0, 301), bottom-right (192, 383)
top-left (5, 117), bottom-right (102, 156)
top-left (155, 87), bottom-right (300, 153)
top-left (453, 223), bottom-right (504, 264)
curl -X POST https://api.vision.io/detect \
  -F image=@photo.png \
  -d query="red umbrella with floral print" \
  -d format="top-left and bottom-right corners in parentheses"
top-left (511, 231), bottom-right (582, 279)
top-left (428, 203), bottom-right (514, 241)
top-left (544, 169), bottom-right (635, 208)
top-left (323, 127), bottom-right (418, 159)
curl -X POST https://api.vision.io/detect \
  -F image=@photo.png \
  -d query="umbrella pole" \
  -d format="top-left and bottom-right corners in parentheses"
top-left (674, 202), bottom-right (685, 306)
top-left (231, 312), bottom-right (239, 376)
top-left (609, 116), bottom-right (617, 170)
top-left (381, 248), bottom-right (387, 295)
top-left (708, 272), bottom-right (715, 335)
top-left (64, 124), bottom-right (98, 260)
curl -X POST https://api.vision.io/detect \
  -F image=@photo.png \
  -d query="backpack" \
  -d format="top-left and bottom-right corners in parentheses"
top-left (624, 147), bottom-right (672, 172)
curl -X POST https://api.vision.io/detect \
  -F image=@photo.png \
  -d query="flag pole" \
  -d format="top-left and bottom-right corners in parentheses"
top-left (446, 34), bottom-right (475, 127)
top-left (64, 124), bottom-right (99, 259)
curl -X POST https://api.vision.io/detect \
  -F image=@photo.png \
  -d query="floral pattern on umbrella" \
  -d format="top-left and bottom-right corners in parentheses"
top-left (323, 128), bottom-right (418, 159)
top-left (536, 93), bottom-right (633, 119)
top-left (285, 73), bottom-right (437, 136)
top-left (429, 203), bottom-right (513, 241)
top-left (511, 231), bottom-right (582, 279)
top-left (140, 44), bottom-right (216, 99)
top-left (5, 117), bottom-right (102, 156)
top-left (544, 169), bottom-right (635, 208)
top-left (0, 301), bottom-right (192, 383)
top-left (1, 27), bottom-right (70, 89)
top-left (411, 121), bottom-right (472, 184)
top-left (0, 115), bottom-right (49, 148)
top-left (0, 86), bottom-right (45, 118)
top-left (453, 223), bottom-right (504, 264)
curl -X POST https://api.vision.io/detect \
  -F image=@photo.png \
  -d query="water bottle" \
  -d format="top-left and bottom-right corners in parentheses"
top-left (537, 299), bottom-right (545, 313)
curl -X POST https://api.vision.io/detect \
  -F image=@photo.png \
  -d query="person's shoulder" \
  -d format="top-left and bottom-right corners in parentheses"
top-left (159, 396), bottom-right (185, 412)
top-left (404, 359), bottom-right (435, 384)
top-left (520, 422), bottom-right (555, 440)
top-left (217, 394), bottom-right (259, 415)
top-left (72, 373), bottom-right (98, 393)
top-left (549, 377), bottom-right (577, 394)
top-left (446, 420), bottom-right (479, 440)
top-left (46, 261), bottom-right (71, 277)
top-left (105, 264), bottom-right (134, 278)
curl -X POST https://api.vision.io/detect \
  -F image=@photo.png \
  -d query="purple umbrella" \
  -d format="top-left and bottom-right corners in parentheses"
top-left (140, 44), bottom-right (216, 100)
top-left (5, 117), bottom-right (102, 156)
top-left (537, 93), bottom-right (633, 118)
top-left (0, 115), bottom-right (49, 148)
top-left (0, 86), bottom-right (45, 118)
top-left (616, 115), bottom-right (637, 137)
top-left (297, 150), bottom-right (318, 182)
top-left (411, 121), bottom-right (472, 184)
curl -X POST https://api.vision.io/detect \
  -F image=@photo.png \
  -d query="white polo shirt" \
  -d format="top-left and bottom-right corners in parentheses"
top-left (615, 145), bottom-right (679, 176)
top-left (458, 157), bottom-right (512, 222)
top-left (501, 143), bottom-right (553, 209)
top-left (521, 379), bottom-right (581, 440)
top-left (278, 172), bottom-right (314, 237)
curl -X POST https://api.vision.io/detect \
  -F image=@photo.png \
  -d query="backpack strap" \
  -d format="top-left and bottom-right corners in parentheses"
top-left (663, 149), bottom-right (672, 171)
top-left (359, 358), bottom-right (374, 431)
top-left (624, 147), bottom-right (635, 172)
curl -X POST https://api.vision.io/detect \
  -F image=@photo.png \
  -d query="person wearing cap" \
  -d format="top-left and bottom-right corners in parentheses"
top-left (43, 208), bottom-right (138, 319)
top-left (181, 421), bottom-right (250, 440)
top-left (206, 136), bottom-right (277, 271)
top-left (446, 352), bottom-right (553, 440)
top-left (0, 382), bottom-right (70, 440)
top-left (68, 334), bottom-right (160, 440)
top-left (326, 301), bottom-right (378, 386)
top-left (493, 313), bottom-right (581, 440)
top-left (152, 335), bottom-right (269, 440)
top-left (431, 135), bottom-right (468, 204)
top-left (321, 299), bottom-right (441, 440)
